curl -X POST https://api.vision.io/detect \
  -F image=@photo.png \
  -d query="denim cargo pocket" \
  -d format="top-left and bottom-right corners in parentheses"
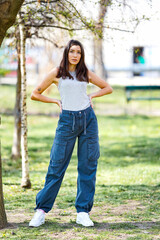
top-left (87, 138), bottom-right (100, 161)
top-left (50, 139), bottom-right (67, 164)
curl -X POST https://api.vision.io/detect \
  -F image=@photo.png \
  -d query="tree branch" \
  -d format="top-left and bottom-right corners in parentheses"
top-left (104, 26), bottom-right (134, 33)
top-left (24, 24), bottom-right (82, 31)
top-left (22, 0), bottom-right (58, 6)
top-left (31, 34), bottom-right (64, 48)
top-left (64, 0), bottom-right (95, 31)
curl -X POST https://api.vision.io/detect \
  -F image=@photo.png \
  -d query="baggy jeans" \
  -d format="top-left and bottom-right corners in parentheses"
top-left (34, 105), bottom-right (100, 213)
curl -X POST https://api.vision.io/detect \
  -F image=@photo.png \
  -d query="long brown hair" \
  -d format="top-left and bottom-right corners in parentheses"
top-left (56, 39), bottom-right (89, 82)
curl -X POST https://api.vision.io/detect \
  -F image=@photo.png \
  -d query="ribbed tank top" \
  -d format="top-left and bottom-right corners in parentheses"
top-left (58, 71), bottom-right (90, 111)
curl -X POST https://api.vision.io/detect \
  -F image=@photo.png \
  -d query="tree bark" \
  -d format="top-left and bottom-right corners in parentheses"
top-left (11, 36), bottom-right (21, 159)
top-left (93, 0), bottom-right (110, 80)
top-left (19, 18), bottom-right (31, 188)
top-left (94, 37), bottom-right (106, 79)
top-left (0, 140), bottom-right (8, 229)
top-left (0, 0), bottom-right (24, 46)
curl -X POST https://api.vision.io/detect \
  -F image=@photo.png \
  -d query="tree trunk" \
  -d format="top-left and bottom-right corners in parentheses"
top-left (11, 37), bottom-right (21, 159)
top-left (93, 0), bottom-right (110, 80)
top-left (19, 18), bottom-right (31, 188)
top-left (0, 0), bottom-right (24, 46)
top-left (0, 141), bottom-right (8, 229)
top-left (93, 37), bottom-right (106, 79)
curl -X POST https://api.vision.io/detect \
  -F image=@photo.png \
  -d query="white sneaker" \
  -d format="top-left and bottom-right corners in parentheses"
top-left (76, 212), bottom-right (94, 227)
top-left (29, 209), bottom-right (45, 227)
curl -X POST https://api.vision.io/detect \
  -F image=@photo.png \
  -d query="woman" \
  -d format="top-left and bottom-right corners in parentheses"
top-left (29, 39), bottom-right (113, 227)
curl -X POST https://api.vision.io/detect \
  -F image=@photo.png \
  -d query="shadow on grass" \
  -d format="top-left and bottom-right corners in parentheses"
top-left (16, 220), bottom-right (160, 231)
top-left (95, 184), bottom-right (160, 199)
top-left (94, 221), bottom-right (160, 231)
top-left (97, 183), bottom-right (160, 189)
top-left (100, 136), bottom-right (160, 167)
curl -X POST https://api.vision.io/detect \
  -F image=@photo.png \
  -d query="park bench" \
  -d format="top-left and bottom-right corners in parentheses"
top-left (125, 85), bottom-right (160, 102)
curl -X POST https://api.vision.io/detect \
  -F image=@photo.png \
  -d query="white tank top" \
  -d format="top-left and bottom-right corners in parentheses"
top-left (58, 71), bottom-right (90, 111)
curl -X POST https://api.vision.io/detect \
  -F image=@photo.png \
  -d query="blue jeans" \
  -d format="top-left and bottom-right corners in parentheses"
top-left (34, 106), bottom-right (100, 213)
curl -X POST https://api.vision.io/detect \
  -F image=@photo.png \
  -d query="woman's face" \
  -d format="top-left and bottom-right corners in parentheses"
top-left (68, 45), bottom-right (81, 66)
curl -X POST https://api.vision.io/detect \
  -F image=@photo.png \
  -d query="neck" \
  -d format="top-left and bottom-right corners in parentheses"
top-left (69, 64), bottom-right (76, 72)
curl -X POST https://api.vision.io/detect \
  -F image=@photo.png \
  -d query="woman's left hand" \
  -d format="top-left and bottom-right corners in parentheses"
top-left (88, 94), bottom-right (94, 108)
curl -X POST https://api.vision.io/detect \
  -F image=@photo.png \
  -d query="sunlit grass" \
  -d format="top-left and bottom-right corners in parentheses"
top-left (0, 84), bottom-right (160, 239)
top-left (0, 84), bottom-right (160, 115)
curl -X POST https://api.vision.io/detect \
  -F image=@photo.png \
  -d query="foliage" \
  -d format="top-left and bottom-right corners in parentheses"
top-left (5, 0), bottom-right (99, 46)
top-left (20, 0), bottom-right (93, 30)
top-left (0, 69), bottom-right (10, 77)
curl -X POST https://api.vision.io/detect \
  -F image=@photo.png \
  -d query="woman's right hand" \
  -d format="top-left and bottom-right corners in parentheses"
top-left (56, 100), bottom-right (62, 113)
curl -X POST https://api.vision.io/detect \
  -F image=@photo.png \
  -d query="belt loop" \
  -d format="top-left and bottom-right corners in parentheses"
top-left (72, 113), bottom-right (75, 133)
top-left (84, 111), bottom-right (86, 135)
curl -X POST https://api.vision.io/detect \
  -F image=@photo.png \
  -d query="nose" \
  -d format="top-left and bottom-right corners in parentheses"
top-left (73, 52), bottom-right (77, 58)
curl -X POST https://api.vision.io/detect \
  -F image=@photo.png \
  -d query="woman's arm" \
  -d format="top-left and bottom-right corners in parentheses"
top-left (31, 67), bottom-right (61, 108)
top-left (88, 70), bottom-right (113, 99)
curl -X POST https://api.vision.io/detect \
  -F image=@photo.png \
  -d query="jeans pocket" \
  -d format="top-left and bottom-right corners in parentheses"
top-left (87, 138), bottom-right (100, 161)
top-left (50, 139), bottom-right (67, 164)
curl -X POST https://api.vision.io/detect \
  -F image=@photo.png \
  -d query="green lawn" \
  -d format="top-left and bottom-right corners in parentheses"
top-left (0, 84), bottom-right (160, 115)
top-left (0, 84), bottom-right (160, 239)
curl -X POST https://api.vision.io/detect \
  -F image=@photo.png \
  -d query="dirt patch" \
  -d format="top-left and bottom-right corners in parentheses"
top-left (109, 200), bottom-right (146, 215)
top-left (49, 230), bottom-right (82, 240)
top-left (4, 201), bottom-right (160, 239)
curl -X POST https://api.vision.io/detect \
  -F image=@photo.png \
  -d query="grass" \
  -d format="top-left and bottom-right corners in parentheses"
top-left (0, 84), bottom-right (160, 239)
top-left (0, 84), bottom-right (160, 115)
